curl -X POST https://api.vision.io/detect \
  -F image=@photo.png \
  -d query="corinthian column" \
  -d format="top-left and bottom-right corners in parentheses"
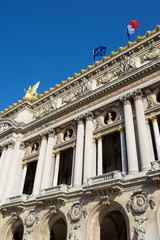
top-left (150, 115), bottom-right (160, 160)
top-left (133, 89), bottom-right (151, 171)
top-left (73, 117), bottom-right (84, 186)
top-left (18, 163), bottom-right (28, 195)
top-left (118, 127), bottom-right (127, 173)
top-left (41, 129), bottom-right (56, 190)
top-left (32, 133), bottom-right (47, 195)
top-left (0, 141), bottom-right (15, 199)
top-left (96, 136), bottom-right (103, 175)
top-left (83, 112), bottom-right (94, 183)
top-left (53, 152), bottom-right (60, 186)
top-left (120, 95), bottom-right (139, 174)
top-left (0, 144), bottom-right (7, 184)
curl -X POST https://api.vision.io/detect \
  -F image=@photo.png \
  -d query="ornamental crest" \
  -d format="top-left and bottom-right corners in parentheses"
top-left (126, 190), bottom-right (155, 214)
top-left (67, 202), bottom-right (87, 223)
top-left (102, 72), bottom-right (114, 83)
top-left (25, 209), bottom-right (39, 228)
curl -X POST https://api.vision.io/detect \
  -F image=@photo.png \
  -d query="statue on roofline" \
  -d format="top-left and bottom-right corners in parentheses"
top-left (24, 82), bottom-right (40, 100)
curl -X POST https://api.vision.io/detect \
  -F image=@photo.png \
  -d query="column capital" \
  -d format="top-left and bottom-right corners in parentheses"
top-left (23, 163), bottom-right (28, 168)
top-left (40, 131), bottom-right (47, 140)
top-left (132, 89), bottom-right (143, 101)
top-left (85, 111), bottom-right (94, 121)
top-left (20, 142), bottom-right (25, 150)
top-left (150, 115), bottom-right (158, 123)
top-left (75, 116), bottom-right (84, 125)
top-left (72, 145), bottom-right (76, 150)
top-left (96, 136), bottom-right (102, 142)
top-left (55, 151), bottom-right (60, 156)
top-left (118, 127), bottom-right (125, 134)
top-left (120, 94), bottom-right (131, 105)
top-left (8, 140), bottom-right (15, 149)
top-left (48, 128), bottom-right (56, 137)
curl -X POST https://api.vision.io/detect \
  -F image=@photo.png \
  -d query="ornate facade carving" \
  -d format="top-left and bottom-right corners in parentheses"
top-left (24, 209), bottom-right (39, 228)
top-left (126, 190), bottom-right (155, 214)
top-left (142, 47), bottom-right (160, 62)
top-left (67, 202), bottom-right (87, 223)
top-left (0, 123), bottom-right (11, 132)
top-left (119, 55), bottom-right (137, 75)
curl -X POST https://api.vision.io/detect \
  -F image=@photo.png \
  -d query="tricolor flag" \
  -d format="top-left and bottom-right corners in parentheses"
top-left (127, 20), bottom-right (139, 40)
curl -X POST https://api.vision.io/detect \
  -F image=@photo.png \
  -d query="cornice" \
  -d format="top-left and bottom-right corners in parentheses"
top-left (1, 26), bottom-right (160, 116)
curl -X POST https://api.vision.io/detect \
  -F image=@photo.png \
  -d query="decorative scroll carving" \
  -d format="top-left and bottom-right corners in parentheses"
top-left (67, 202), bottom-right (87, 223)
top-left (100, 194), bottom-right (110, 205)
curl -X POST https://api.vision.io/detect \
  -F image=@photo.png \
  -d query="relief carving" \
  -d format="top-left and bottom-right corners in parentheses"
top-left (0, 123), bottom-right (11, 132)
top-left (67, 202), bottom-right (87, 223)
top-left (142, 47), bottom-right (160, 62)
top-left (126, 190), bottom-right (155, 214)
top-left (119, 55), bottom-right (137, 75)
top-left (25, 209), bottom-right (39, 228)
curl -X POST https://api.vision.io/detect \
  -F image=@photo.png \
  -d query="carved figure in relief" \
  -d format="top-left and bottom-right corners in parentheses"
top-left (134, 218), bottom-right (146, 240)
top-left (24, 82), bottom-right (40, 99)
top-left (120, 55), bottom-right (136, 74)
top-left (69, 232), bottom-right (78, 240)
top-left (0, 123), bottom-right (10, 132)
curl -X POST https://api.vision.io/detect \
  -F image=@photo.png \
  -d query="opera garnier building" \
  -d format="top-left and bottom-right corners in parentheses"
top-left (0, 25), bottom-right (160, 240)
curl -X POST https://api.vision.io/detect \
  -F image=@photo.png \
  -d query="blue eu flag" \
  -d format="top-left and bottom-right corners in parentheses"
top-left (93, 46), bottom-right (106, 63)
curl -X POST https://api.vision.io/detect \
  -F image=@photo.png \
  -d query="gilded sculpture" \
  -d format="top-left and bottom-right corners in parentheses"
top-left (24, 82), bottom-right (40, 100)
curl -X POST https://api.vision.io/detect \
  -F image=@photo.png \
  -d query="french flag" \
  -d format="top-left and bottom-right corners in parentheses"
top-left (127, 20), bottom-right (139, 40)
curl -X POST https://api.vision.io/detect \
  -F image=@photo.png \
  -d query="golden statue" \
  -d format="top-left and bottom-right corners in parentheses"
top-left (24, 82), bottom-right (40, 100)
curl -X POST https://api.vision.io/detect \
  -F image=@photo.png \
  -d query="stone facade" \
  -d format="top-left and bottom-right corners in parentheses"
top-left (0, 26), bottom-right (160, 240)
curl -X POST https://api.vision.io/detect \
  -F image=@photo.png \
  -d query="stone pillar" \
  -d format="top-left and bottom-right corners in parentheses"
top-left (118, 127), bottom-right (127, 173)
top-left (0, 145), bottom-right (7, 184)
top-left (5, 140), bottom-right (21, 198)
top-left (32, 133), bottom-right (47, 195)
top-left (96, 136), bottom-right (103, 175)
top-left (0, 141), bottom-right (15, 199)
top-left (133, 89), bottom-right (151, 171)
top-left (18, 163), bottom-right (28, 195)
top-left (93, 138), bottom-right (97, 176)
top-left (53, 152), bottom-right (60, 186)
top-left (150, 115), bottom-right (160, 160)
top-left (146, 119), bottom-right (155, 162)
top-left (71, 145), bottom-right (76, 186)
top-left (73, 117), bottom-right (84, 186)
top-left (41, 129), bottom-right (56, 190)
top-left (83, 112), bottom-right (94, 183)
top-left (121, 95), bottom-right (139, 174)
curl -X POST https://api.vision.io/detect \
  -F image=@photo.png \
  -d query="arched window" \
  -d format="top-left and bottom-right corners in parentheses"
top-left (12, 220), bottom-right (24, 240)
top-left (50, 218), bottom-right (67, 240)
top-left (100, 211), bottom-right (127, 240)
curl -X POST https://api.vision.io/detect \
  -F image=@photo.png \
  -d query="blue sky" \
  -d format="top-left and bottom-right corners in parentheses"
top-left (0, 0), bottom-right (159, 111)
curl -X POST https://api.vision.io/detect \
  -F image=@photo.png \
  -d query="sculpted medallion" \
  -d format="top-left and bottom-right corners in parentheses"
top-left (126, 189), bottom-right (155, 214)
top-left (67, 202), bottom-right (87, 223)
